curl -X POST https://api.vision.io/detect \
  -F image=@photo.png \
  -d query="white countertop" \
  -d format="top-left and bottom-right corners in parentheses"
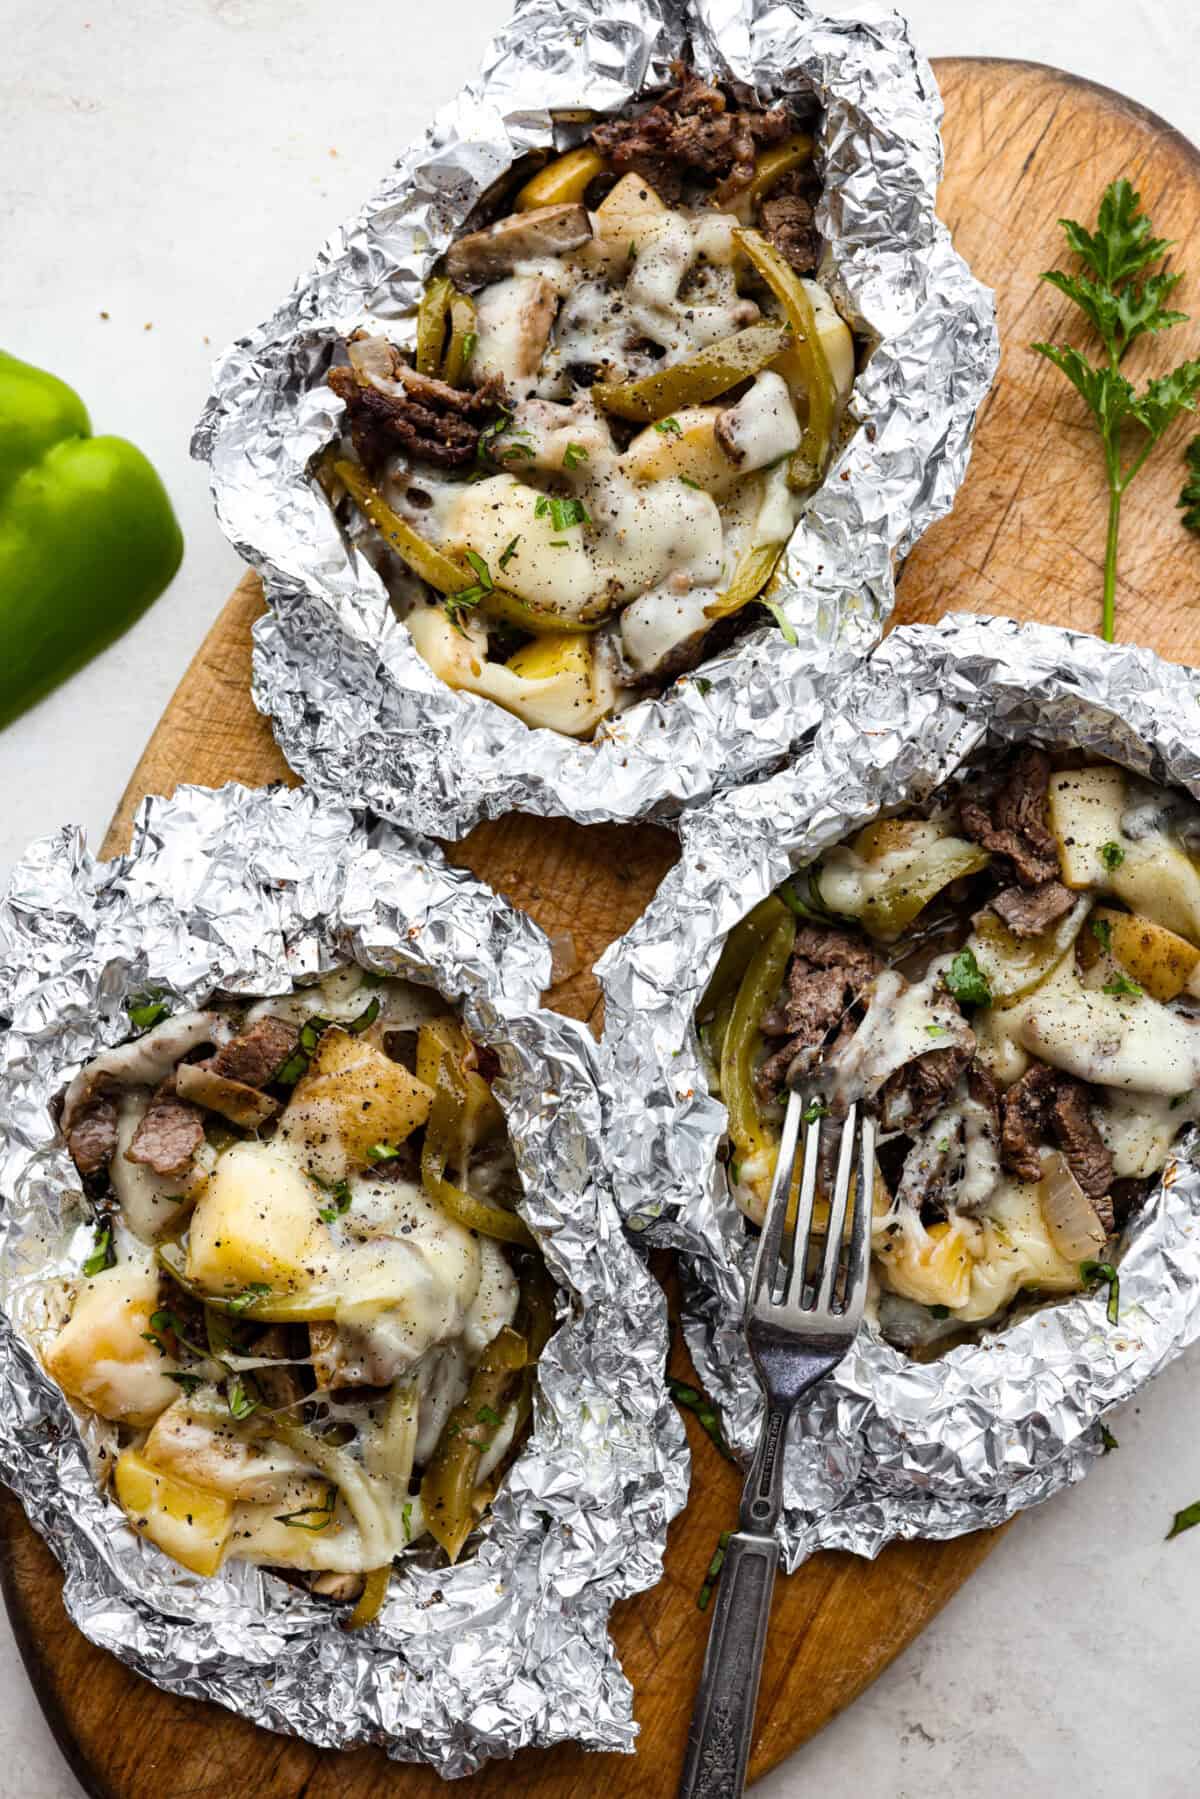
top-left (4, 1), bottom-right (1200, 1793)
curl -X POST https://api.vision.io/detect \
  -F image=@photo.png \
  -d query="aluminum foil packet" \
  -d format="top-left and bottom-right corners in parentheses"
top-left (598, 613), bottom-right (1200, 1569)
top-left (0, 783), bottom-right (687, 1776)
top-left (192, 0), bottom-right (997, 836)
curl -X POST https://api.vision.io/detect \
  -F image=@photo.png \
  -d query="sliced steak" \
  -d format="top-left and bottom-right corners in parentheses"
top-left (878, 1038), bottom-right (974, 1133)
top-left (760, 170), bottom-right (821, 275)
top-left (174, 1061), bottom-right (278, 1131)
top-left (66, 1090), bottom-right (119, 1176)
top-left (208, 1017), bottom-right (300, 1090)
top-left (125, 1082), bottom-right (205, 1177)
top-left (966, 1059), bottom-right (1001, 1134)
top-left (591, 61), bottom-right (794, 205)
top-left (328, 363), bottom-right (508, 473)
top-left (1000, 1059), bottom-right (1114, 1215)
top-left (754, 923), bottom-right (883, 1100)
top-left (990, 880), bottom-right (1076, 938)
top-left (960, 747), bottom-right (1061, 887)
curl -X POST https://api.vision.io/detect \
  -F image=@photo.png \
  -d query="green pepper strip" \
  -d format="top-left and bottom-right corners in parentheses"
top-left (416, 276), bottom-right (454, 376)
top-left (347, 1565), bottom-right (392, 1630)
top-left (156, 1244), bottom-right (340, 1323)
top-left (699, 896), bottom-right (793, 1028)
top-left (704, 540), bottom-right (787, 621)
top-left (441, 290), bottom-right (478, 388)
top-left (592, 321), bottom-right (792, 423)
top-left (421, 1060), bottom-right (536, 1248)
top-left (420, 1325), bottom-right (528, 1562)
top-left (719, 917), bottom-right (795, 1195)
top-left (735, 227), bottom-right (837, 488)
top-left (744, 133), bottom-right (815, 211)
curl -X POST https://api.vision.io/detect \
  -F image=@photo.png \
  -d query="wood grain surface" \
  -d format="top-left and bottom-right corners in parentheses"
top-left (4, 55), bottom-right (1200, 1799)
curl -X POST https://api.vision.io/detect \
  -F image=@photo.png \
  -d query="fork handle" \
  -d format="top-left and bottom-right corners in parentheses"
top-left (677, 1530), bottom-right (778, 1799)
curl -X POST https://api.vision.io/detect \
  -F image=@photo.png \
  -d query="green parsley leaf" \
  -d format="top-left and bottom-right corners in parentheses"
top-left (944, 948), bottom-right (992, 1009)
top-left (1180, 436), bottom-right (1200, 533)
top-left (1103, 971), bottom-right (1142, 998)
top-left (82, 1225), bottom-right (115, 1278)
top-left (443, 586), bottom-right (487, 632)
top-left (476, 1404), bottom-right (502, 1427)
top-left (667, 1377), bottom-right (737, 1463)
top-left (317, 1178), bottom-right (352, 1224)
top-left (627, 240), bottom-right (637, 261)
top-left (549, 539), bottom-right (569, 548)
top-left (694, 677), bottom-right (713, 696)
top-left (127, 992), bottom-right (171, 1032)
top-left (1100, 840), bottom-right (1126, 870)
top-left (464, 549), bottom-right (493, 591)
top-left (698, 1529), bottom-right (733, 1611)
top-left (1081, 1258), bottom-right (1121, 1324)
top-left (562, 442), bottom-right (589, 470)
top-left (1167, 1500), bottom-right (1200, 1540)
top-left (1033, 180), bottom-right (1200, 640)
top-left (1091, 916), bottom-right (1114, 952)
top-left (366, 1142), bottom-right (399, 1163)
top-left (802, 1097), bottom-right (829, 1125)
top-left (654, 416), bottom-right (682, 436)
top-left (549, 496), bottom-right (589, 532)
top-left (167, 1372), bottom-right (204, 1396)
top-left (227, 1374), bottom-right (261, 1421)
top-left (1100, 1423), bottom-right (1119, 1453)
top-left (924, 1023), bottom-right (949, 1037)
top-left (764, 598), bottom-right (797, 645)
top-left (679, 475), bottom-right (702, 489)
top-left (226, 1282), bottom-right (272, 1315)
top-left (498, 535), bottom-right (521, 571)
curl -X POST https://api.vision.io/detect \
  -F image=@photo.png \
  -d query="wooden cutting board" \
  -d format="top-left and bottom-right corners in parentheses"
top-left (4, 56), bottom-right (1199, 1799)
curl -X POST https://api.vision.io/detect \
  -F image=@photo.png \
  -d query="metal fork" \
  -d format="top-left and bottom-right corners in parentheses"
top-left (678, 1090), bottom-right (876, 1799)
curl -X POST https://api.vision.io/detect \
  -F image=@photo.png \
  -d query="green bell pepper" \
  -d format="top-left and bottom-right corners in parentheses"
top-left (0, 350), bottom-right (183, 728)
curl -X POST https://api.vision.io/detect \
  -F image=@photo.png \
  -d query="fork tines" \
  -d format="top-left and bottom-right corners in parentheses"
top-left (749, 1089), bottom-right (876, 1328)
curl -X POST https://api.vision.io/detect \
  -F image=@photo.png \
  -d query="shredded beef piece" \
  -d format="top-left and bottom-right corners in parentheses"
top-left (990, 880), bottom-right (1076, 938)
top-left (966, 1059), bottom-right (1001, 1133)
top-left (1000, 1060), bottom-right (1114, 1213)
top-left (960, 748), bottom-right (1061, 887)
top-left (328, 363), bottom-right (508, 473)
top-left (125, 1081), bottom-right (205, 1177)
top-left (67, 1091), bottom-right (118, 1176)
top-left (754, 923), bottom-right (883, 1100)
top-left (878, 1039), bottom-right (974, 1133)
top-left (760, 169), bottom-right (821, 274)
top-left (209, 1016), bottom-right (299, 1089)
top-left (591, 62), bottom-right (793, 206)
top-left (1111, 1175), bottom-right (1151, 1230)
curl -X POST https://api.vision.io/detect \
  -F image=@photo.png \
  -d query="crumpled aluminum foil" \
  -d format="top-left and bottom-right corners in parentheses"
top-left (0, 783), bottom-right (687, 1776)
top-left (192, 0), bottom-right (997, 836)
top-left (598, 613), bottom-right (1200, 1571)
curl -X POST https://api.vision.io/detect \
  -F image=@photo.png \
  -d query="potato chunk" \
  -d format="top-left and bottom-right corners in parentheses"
top-left (114, 1448), bottom-right (233, 1576)
top-left (622, 406), bottom-right (742, 497)
top-left (1079, 906), bottom-right (1200, 1002)
top-left (43, 1256), bottom-right (180, 1428)
top-left (1049, 767), bottom-right (1200, 941)
top-left (280, 1028), bottom-right (433, 1182)
top-left (187, 1141), bottom-right (329, 1294)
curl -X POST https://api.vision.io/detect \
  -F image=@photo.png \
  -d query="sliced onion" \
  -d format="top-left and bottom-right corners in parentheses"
top-left (1038, 1150), bottom-right (1108, 1262)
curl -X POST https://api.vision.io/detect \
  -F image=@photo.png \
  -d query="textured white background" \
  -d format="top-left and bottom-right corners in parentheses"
top-left (3, 1), bottom-right (1200, 1794)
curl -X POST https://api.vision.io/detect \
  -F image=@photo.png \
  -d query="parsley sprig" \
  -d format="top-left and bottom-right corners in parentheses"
top-left (1033, 179), bottom-right (1200, 641)
top-left (1180, 436), bottom-right (1200, 532)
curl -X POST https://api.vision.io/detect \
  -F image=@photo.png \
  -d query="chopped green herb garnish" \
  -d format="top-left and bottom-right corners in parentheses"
top-left (549, 496), bottom-right (589, 532)
top-left (1180, 436), bottom-right (1200, 532)
top-left (924, 1023), bottom-right (949, 1037)
top-left (627, 240), bottom-right (637, 261)
top-left (345, 995), bottom-right (381, 1035)
top-left (500, 441), bottom-right (534, 461)
top-left (697, 1529), bottom-right (733, 1611)
top-left (654, 416), bottom-right (682, 437)
top-left (226, 1282), bottom-right (272, 1315)
top-left (1081, 1258), bottom-right (1121, 1324)
top-left (461, 330), bottom-right (477, 366)
top-left (464, 549), bottom-right (493, 590)
top-left (275, 1484), bottom-right (338, 1531)
top-left (227, 1374), bottom-right (261, 1421)
top-left (679, 475), bottom-right (701, 489)
top-left (563, 442), bottom-right (589, 470)
top-left (167, 1372), bottom-right (204, 1396)
top-left (82, 1226), bottom-right (115, 1278)
top-left (498, 535), bottom-right (521, 571)
top-left (802, 1098), bottom-right (828, 1125)
top-left (534, 494), bottom-right (551, 518)
top-left (1103, 971), bottom-right (1142, 998)
top-left (317, 1179), bottom-right (352, 1224)
top-left (1033, 179), bottom-right (1200, 640)
top-left (366, 1142), bottom-right (399, 1163)
top-left (1100, 840), bottom-right (1126, 871)
top-left (127, 992), bottom-right (171, 1032)
top-left (764, 598), bottom-right (797, 645)
top-left (668, 1377), bottom-right (736, 1463)
top-left (694, 677), bottom-right (712, 696)
top-left (476, 1404), bottom-right (502, 1427)
top-left (1100, 1423), bottom-right (1119, 1453)
top-left (402, 1500), bottom-right (414, 1541)
top-left (549, 539), bottom-right (569, 548)
top-left (944, 948), bottom-right (992, 1009)
top-left (1167, 1499), bottom-right (1200, 1539)
top-left (1091, 916), bottom-right (1114, 952)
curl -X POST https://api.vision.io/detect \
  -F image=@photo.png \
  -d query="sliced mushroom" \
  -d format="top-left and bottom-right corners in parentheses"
top-left (175, 1059), bottom-right (279, 1130)
top-left (445, 202), bottom-right (592, 286)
